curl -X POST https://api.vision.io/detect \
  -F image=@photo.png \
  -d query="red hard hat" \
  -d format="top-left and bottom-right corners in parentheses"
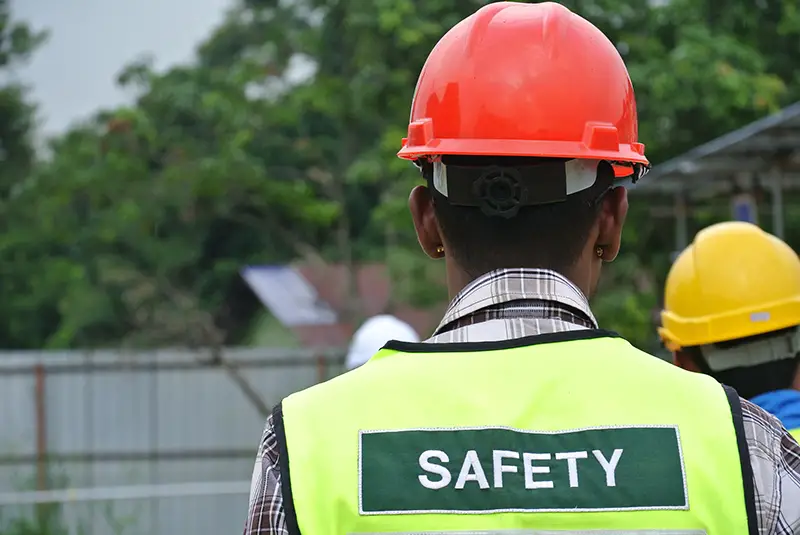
top-left (398, 2), bottom-right (649, 177)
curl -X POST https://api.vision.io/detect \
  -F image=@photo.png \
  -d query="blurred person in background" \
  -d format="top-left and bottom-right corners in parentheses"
top-left (344, 314), bottom-right (420, 371)
top-left (661, 221), bottom-right (800, 439)
top-left (245, 3), bottom-right (800, 534)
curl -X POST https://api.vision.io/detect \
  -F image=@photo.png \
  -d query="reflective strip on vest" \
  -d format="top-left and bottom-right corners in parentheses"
top-left (277, 331), bottom-right (756, 535)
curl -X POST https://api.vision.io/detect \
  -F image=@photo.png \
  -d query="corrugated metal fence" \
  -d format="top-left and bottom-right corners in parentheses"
top-left (0, 347), bottom-right (345, 535)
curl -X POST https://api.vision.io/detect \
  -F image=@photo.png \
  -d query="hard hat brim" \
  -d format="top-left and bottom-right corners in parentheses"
top-left (398, 138), bottom-right (649, 178)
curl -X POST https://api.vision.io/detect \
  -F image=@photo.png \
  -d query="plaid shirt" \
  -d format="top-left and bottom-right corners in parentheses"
top-left (244, 268), bottom-right (800, 534)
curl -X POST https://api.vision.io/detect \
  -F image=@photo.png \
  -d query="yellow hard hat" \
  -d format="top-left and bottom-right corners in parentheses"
top-left (659, 221), bottom-right (800, 351)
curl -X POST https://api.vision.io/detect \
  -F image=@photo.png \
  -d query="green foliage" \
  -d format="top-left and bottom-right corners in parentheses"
top-left (3, 0), bottom-right (800, 348)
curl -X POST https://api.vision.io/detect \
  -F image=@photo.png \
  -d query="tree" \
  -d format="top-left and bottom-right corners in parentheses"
top-left (0, 0), bottom-right (45, 191)
top-left (0, 1), bottom-right (50, 347)
top-left (198, 0), bottom-right (487, 318)
top-left (4, 0), bottom-right (800, 350)
top-left (4, 56), bottom-right (344, 348)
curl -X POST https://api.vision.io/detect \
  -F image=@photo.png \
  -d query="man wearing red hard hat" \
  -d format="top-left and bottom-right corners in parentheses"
top-left (244, 3), bottom-right (800, 534)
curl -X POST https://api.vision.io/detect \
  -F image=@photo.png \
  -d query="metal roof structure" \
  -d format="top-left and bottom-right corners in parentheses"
top-left (241, 263), bottom-right (445, 347)
top-left (633, 101), bottom-right (800, 196)
top-left (241, 265), bottom-right (338, 327)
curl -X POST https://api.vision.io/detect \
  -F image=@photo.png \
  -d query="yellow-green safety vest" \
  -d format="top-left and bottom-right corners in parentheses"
top-left (275, 330), bottom-right (757, 534)
top-left (792, 428), bottom-right (800, 441)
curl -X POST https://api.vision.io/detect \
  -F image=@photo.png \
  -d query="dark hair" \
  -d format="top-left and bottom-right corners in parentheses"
top-left (420, 155), bottom-right (609, 278)
top-left (684, 327), bottom-right (800, 400)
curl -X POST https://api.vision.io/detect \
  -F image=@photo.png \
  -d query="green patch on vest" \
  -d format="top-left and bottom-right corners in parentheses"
top-left (359, 426), bottom-right (687, 514)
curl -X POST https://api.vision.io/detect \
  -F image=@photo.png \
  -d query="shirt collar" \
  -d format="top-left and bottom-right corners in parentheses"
top-left (434, 268), bottom-right (598, 335)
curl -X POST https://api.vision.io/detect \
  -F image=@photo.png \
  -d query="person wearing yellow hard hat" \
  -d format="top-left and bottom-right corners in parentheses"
top-left (660, 221), bottom-right (800, 440)
top-left (244, 3), bottom-right (800, 534)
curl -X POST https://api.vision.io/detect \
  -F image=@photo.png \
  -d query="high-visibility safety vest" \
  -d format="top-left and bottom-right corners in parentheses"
top-left (792, 428), bottom-right (800, 441)
top-left (274, 330), bottom-right (758, 535)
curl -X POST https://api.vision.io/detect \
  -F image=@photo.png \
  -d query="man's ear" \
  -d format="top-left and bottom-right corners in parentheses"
top-left (596, 186), bottom-right (628, 261)
top-left (673, 350), bottom-right (701, 372)
top-left (409, 185), bottom-right (445, 258)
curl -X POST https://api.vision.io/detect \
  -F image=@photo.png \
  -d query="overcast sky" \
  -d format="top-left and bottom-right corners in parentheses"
top-left (11, 0), bottom-right (232, 137)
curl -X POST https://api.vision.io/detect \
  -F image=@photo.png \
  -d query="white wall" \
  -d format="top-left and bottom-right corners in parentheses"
top-left (0, 347), bottom-right (344, 535)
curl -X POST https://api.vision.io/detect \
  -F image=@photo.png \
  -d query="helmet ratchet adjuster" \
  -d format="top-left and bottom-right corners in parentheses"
top-left (472, 166), bottom-right (528, 219)
top-left (432, 159), bottom-right (599, 218)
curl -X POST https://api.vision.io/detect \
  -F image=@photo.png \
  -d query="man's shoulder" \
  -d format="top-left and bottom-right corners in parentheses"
top-left (258, 412), bottom-right (281, 465)
top-left (740, 397), bottom-right (781, 426)
top-left (739, 396), bottom-right (791, 458)
top-left (283, 363), bottom-right (381, 410)
top-left (737, 396), bottom-right (800, 534)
